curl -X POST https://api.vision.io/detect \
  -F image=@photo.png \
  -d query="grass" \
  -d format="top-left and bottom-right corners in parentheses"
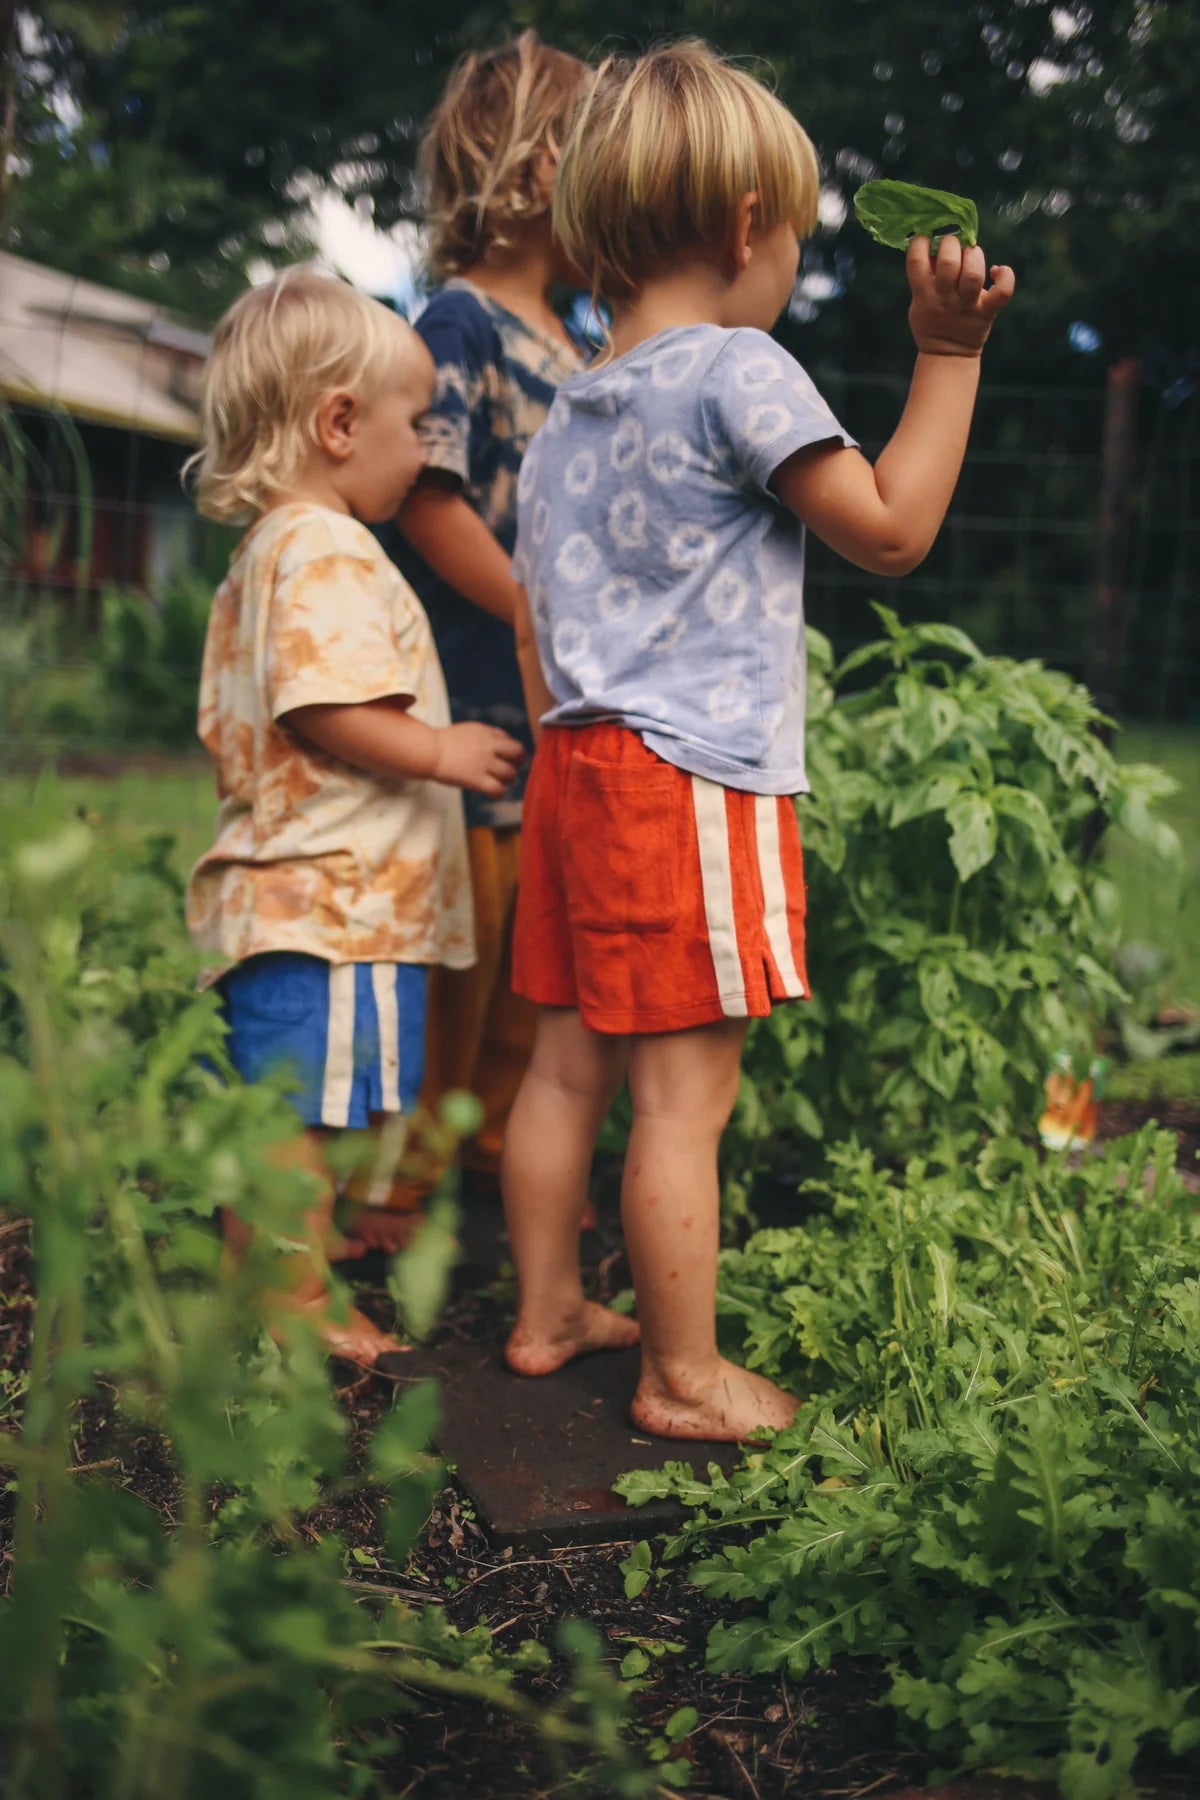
top-left (1104, 724), bottom-right (1200, 1009)
top-left (4, 721), bottom-right (1197, 1100)
top-left (4, 765), bottom-right (215, 884)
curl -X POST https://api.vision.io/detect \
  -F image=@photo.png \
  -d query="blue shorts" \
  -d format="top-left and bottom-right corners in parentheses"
top-left (219, 953), bottom-right (428, 1129)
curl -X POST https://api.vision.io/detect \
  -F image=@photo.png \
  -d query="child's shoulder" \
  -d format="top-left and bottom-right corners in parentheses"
top-left (260, 503), bottom-right (380, 577)
top-left (414, 280), bottom-right (498, 357)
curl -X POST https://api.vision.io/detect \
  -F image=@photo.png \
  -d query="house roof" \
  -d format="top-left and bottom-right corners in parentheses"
top-left (0, 251), bottom-right (211, 444)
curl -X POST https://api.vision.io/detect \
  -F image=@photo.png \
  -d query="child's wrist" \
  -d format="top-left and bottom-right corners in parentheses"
top-left (914, 342), bottom-right (984, 361)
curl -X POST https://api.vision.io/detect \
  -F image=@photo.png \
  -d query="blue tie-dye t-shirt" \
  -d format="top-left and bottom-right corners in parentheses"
top-left (383, 279), bottom-right (583, 828)
top-left (512, 326), bottom-right (856, 796)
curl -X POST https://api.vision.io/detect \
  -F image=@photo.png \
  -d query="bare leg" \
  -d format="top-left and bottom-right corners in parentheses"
top-left (502, 1008), bottom-right (640, 1374)
top-left (223, 1128), bottom-right (406, 1367)
top-left (623, 1021), bottom-right (799, 1442)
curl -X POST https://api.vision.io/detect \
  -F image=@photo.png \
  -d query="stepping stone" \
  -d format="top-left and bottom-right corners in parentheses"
top-left (388, 1337), bottom-right (743, 1551)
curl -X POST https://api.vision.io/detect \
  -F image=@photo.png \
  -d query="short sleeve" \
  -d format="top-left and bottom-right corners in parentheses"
top-left (265, 517), bottom-right (423, 721)
top-left (414, 290), bottom-right (497, 486)
top-left (702, 329), bottom-right (857, 494)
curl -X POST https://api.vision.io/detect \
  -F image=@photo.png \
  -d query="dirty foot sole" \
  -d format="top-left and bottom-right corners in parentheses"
top-left (505, 1302), bottom-right (640, 1377)
top-left (630, 1359), bottom-right (799, 1442)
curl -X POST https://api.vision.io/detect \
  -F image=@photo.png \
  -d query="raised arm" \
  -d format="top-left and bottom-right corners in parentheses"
top-left (772, 234), bottom-right (1015, 577)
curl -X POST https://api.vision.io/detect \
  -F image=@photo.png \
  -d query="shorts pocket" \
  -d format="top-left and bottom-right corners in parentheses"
top-left (562, 754), bottom-right (684, 934)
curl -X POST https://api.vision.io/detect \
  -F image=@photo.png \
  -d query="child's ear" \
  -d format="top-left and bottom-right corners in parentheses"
top-left (314, 389), bottom-right (358, 462)
top-left (728, 191), bottom-right (760, 276)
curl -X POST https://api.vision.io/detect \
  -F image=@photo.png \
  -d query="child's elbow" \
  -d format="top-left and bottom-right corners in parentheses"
top-left (861, 533), bottom-right (933, 578)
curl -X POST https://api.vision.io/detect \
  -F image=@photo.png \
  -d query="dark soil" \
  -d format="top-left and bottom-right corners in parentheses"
top-left (3, 1093), bottom-right (1198, 1799)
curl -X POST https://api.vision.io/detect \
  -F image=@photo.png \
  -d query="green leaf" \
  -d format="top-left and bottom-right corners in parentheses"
top-left (386, 1196), bottom-right (459, 1340)
top-left (664, 1705), bottom-right (700, 1742)
top-left (620, 1540), bottom-right (653, 1599)
top-left (854, 179), bottom-right (980, 250)
top-left (946, 794), bottom-right (998, 881)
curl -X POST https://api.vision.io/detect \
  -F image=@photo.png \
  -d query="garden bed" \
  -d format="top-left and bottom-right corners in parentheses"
top-left (3, 1098), bottom-right (1197, 1800)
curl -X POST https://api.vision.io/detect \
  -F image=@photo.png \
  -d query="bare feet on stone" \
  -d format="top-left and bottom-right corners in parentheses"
top-left (631, 1356), bottom-right (799, 1442)
top-left (273, 1290), bottom-right (410, 1370)
top-left (505, 1300), bottom-right (641, 1376)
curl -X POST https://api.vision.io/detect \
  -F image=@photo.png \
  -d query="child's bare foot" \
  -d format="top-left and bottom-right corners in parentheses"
top-left (505, 1301), bottom-right (640, 1376)
top-left (631, 1357), bottom-right (799, 1442)
top-left (332, 1205), bottom-right (424, 1260)
top-left (274, 1291), bottom-right (409, 1370)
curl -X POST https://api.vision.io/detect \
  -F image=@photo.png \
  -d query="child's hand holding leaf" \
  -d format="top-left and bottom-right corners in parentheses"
top-left (854, 178), bottom-right (1015, 357)
top-left (905, 232), bottom-right (1015, 358)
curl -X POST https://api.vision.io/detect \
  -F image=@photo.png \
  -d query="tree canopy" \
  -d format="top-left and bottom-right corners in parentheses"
top-left (5, 0), bottom-right (1198, 385)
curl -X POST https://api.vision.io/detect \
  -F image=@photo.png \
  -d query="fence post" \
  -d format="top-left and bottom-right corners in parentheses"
top-left (1086, 356), bottom-right (1140, 722)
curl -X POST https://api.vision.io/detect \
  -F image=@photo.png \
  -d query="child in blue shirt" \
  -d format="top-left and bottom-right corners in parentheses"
top-left (367, 32), bottom-right (587, 1240)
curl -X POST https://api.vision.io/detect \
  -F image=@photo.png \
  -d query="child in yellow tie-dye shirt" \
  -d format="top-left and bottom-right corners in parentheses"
top-left (186, 267), bottom-right (523, 1367)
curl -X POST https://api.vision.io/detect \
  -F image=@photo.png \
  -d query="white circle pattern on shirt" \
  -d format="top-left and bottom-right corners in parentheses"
top-left (556, 532), bottom-right (601, 583)
top-left (553, 619), bottom-right (591, 663)
top-left (764, 580), bottom-right (805, 624)
top-left (638, 612), bottom-right (688, 654)
top-left (564, 449), bottom-right (598, 496)
top-left (736, 354), bottom-right (786, 391)
top-left (666, 523), bottom-right (717, 571)
top-left (531, 497), bottom-right (551, 545)
top-left (608, 490), bottom-right (648, 551)
top-left (707, 675), bottom-right (753, 723)
top-left (651, 342), bottom-right (702, 389)
top-left (647, 430), bottom-right (693, 484)
top-left (744, 402), bottom-right (793, 446)
top-left (705, 568), bottom-right (750, 625)
top-left (609, 416), bottom-right (644, 474)
top-left (598, 575), bottom-right (642, 621)
top-left (517, 448), bottom-right (540, 500)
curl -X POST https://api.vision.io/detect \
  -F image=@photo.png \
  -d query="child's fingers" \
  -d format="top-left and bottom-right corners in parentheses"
top-left (905, 234), bottom-right (935, 296)
top-left (980, 263), bottom-right (1017, 315)
top-left (957, 244), bottom-right (986, 304)
top-left (933, 232), bottom-right (963, 294)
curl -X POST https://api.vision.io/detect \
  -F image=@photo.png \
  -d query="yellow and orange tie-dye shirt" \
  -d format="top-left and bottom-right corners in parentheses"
top-left (186, 503), bottom-right (474, 975)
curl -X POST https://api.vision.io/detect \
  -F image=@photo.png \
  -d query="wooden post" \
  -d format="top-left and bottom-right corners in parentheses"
top-left (1086, 356), bottom-right (1140, 720)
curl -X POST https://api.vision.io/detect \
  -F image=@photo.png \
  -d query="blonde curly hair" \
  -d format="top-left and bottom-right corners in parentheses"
top-left (186, 266), bottom-right (419, 524)
top-left (554, 41), bottom-right (821, 304)
top-left (418, 30), bottom-right (588, 281)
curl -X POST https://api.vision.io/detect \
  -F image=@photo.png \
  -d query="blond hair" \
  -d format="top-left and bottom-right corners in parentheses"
top-left (555, 41), bottom-right (820, 303)
top-left (187, 266), bottom-right (414, 524)
top-left (419, 30), bottom-right (588, 280)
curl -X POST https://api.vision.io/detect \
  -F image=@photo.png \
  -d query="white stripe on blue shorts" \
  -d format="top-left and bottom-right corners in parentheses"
top-left (220, 953), bottom-right (428, 1129)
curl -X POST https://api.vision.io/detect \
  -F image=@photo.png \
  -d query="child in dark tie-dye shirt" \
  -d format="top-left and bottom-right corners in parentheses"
top-left (367, 32), bottom-right (588, 1236)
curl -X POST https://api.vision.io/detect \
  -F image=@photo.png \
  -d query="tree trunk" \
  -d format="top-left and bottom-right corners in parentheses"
top-left (1086, 356), bottom-right (1141, 720)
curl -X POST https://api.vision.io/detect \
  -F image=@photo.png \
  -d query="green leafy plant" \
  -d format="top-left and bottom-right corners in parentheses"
top-left (721, 614), bottom-right (1179, 1210)
top-left (92, 577), bottom-right (213, 747)
top-left (854, 179), bottom-right (980, 250)
top-left (618, 1131), bottom-right (1200, 1798)
top-left (0, 796), bottom-right (657, 1798)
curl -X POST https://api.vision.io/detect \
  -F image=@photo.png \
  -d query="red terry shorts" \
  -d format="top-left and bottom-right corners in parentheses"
top-left (512, 723), bottom-right (809, 1035)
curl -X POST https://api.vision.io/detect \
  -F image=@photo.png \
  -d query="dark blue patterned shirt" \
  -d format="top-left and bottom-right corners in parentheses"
top-left (385, 280), bottom-right (583, 829)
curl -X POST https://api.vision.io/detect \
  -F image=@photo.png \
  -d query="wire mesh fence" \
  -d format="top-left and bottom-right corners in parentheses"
top-left (2, 359), bottom-right (1197, 794)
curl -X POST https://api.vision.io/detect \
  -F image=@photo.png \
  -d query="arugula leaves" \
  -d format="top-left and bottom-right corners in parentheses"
top-left (854, 178), bottom-right (980, 250)
top-left (619, 1132), bottom-right (1200, 1794)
